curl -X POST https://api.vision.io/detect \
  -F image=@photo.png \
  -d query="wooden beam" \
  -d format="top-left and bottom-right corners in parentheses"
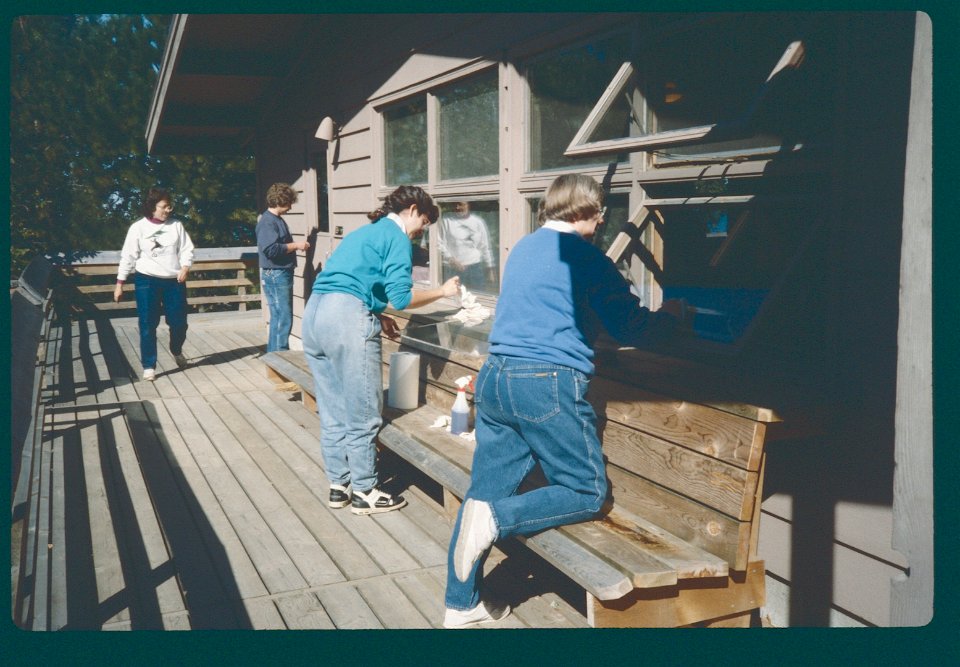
top-left (586, 561), bottom-right (765, 628)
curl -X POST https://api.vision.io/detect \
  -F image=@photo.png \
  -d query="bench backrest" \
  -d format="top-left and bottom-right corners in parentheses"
top-left (589, 374), bottom-right (768, 570)
top-left (383, 313), bottom-right (774, 572)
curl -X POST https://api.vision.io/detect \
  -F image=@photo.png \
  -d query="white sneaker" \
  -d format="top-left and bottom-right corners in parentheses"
top-left (453, 499), bottom-right (497, 582)
top-left (443, 601), bottom-right (511, 629)
top-left (143, 368), bottom-right (156, 381)
top-left (173, 353), bottom-right (188, 368)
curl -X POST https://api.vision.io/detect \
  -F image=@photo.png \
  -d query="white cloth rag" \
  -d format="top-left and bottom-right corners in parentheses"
top-left (449, 285), bottom-right (491, 327)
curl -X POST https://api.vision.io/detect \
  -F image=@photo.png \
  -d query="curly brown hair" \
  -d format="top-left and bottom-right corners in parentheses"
top-left (266, 183), bottom-right (298, 209)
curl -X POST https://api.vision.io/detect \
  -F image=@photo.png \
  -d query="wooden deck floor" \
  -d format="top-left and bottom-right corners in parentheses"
top-left (29, 309), bottom-right (588, 630)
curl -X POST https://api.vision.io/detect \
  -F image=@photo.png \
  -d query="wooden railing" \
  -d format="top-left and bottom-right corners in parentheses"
top-left (55, 247), bottom-right (260, 312)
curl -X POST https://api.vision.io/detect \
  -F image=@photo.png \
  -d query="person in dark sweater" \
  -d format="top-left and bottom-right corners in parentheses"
top-left (256, 183), bottom-right (308, 352)
top-left (443, 174), bottom-right (682, 628)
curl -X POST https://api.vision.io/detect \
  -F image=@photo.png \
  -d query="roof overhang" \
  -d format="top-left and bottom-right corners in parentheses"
top-left (146, 14), bottom-right (321, 155)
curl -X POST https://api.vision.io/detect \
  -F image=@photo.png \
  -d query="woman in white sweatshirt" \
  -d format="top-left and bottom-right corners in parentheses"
top-left (113, 188), bottom-right (195, 381)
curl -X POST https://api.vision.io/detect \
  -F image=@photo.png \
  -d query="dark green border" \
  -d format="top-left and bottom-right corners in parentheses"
top-left (3, 1), bottom-right (957, 664)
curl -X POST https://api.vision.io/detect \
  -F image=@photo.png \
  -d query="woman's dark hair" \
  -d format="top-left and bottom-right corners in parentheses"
top-left (142, 187), bottom-right (173, 218)
top-left (367, 185), bottom-right (439, 224)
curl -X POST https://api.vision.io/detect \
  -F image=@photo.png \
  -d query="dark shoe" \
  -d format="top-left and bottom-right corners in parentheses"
top-left (329, 484), bottom-right (352, 509)
top-left (351, 487), bottom-right (407, 515)
top-left (173, 353), bottom-right (188, 368)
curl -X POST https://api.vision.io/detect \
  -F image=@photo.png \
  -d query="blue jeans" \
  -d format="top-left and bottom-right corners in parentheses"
top-left (134, 273), bottom-right (188, 371)
top-left (261, 268), bottom-right (294, 352)
top-left (302, 292), bottom-right (383, 492)
top-left (444, 354), bottom-right (607, 610)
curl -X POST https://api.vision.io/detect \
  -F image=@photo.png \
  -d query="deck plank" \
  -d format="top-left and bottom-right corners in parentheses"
top-left (112, 324), bottom-right (162, 400)
top-left (274, 592), bottom-right (336, 630)
top-left (207, 392), bottom-right (384, 581)
top-left (22, 311), bottom-right (588, 630)
top-left (78, 409), bottom-right (129, 627)
top-left (183, 395), bottom-right (347, 588)
top-left (157, 397), bottom-right (309, 596)
top-left (186, 328), bottom-right (259, 392)
top-left (314, 583), bottom-right (384, 629)
top-left (145, 399), bottom-right (272, 602)
top-left (99, 405), bottom-right (187, 623)
top-left (355, 576), bottom-right (433, 629)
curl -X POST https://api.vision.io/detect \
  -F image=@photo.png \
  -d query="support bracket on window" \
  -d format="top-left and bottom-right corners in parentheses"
top-left (605, 205), bottom-right (662, 265)
top-left (564, 40), bottom-right (806, 159)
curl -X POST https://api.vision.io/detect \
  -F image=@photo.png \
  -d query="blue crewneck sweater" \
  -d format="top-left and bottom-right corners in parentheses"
top-left (311, 217), bottom-right (413, 313)
top-left (489, 227), bottom-right (675, 375)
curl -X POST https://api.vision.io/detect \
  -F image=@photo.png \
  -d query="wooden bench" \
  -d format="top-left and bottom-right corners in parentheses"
top-left (261, 312), bottom-right (778, 628)
top-left (11, 257), bottom-right (58, 629)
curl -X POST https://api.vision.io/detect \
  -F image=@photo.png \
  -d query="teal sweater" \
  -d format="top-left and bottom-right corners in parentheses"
top-left (311, 218), bottom-right (413, 312)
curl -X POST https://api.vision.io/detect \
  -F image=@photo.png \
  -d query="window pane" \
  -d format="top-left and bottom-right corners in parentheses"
top-left (659, 204), bottom-right (808, 343)
top-left (581, 14), bottom-right (830, 161)
top-left (384, 97), bottom-right (427, 185)
top-left (438, 200), bottom-right (499, 295)
top-left (528, 34), bottom-right (631, 171)
top-left (526, 193), bottom-right (643, 300)
top-left (413, 228), bottom-right (430, 284)
top-left (438, 72), bottom-right (499, 180)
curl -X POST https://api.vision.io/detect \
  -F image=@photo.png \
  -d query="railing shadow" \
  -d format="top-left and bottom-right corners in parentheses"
top-left (48, 313), bottom-right (255, 629)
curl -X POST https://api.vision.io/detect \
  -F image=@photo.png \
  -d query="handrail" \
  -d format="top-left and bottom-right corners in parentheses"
top-left (53, 246), bottom-right (261, 312)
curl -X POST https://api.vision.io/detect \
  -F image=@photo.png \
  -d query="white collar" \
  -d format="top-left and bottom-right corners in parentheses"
top-left (542, 219), bottom-right (580, 236)
top-left (386, 211), bottom-right (406, 233)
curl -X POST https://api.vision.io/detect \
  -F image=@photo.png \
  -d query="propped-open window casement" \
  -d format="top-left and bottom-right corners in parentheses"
top-left (568, 13), bottom-right (837, 354)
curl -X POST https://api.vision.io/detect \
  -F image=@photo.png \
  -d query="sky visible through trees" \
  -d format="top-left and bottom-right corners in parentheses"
top-left (9, 14), bottom-right (257, 276)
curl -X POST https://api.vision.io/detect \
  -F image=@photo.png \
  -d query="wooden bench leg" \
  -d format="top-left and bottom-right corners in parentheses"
top-left (302, 391), bottom-right (317, 413)
top-left (266, 365), bottom-right (285, 385)
top-left (586, 561), bottom-right (765, 628)
top-left (442, 488), bottom-right (462, 522)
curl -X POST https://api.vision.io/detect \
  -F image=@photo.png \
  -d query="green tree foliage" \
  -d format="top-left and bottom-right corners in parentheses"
top-left (9, 15), bottom-right (256, 276)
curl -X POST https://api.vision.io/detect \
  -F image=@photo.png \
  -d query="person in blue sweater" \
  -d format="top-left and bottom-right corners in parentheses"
top-left (443, 174), bottom-right (682, 628)
top-left (303, 185), bottom-right (460, 515)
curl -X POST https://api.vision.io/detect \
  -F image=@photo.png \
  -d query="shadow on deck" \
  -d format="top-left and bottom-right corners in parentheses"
top-left (13, 309), bottom-right (587, 630)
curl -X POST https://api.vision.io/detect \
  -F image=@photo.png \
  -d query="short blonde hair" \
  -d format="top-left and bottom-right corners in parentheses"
top-left (537, 174), bottom-right (603, 225)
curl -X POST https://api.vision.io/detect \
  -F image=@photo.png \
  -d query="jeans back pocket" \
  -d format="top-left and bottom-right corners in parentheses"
top-left (506, 370), bottom-right (561, 423)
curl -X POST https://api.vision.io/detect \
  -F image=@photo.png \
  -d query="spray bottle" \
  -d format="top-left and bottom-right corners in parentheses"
top-left (451, 375), bottom-right (472, 435)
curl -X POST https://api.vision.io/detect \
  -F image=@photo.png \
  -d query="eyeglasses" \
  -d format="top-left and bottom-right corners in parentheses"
top-left (597, 206), bottom-right (607, 220)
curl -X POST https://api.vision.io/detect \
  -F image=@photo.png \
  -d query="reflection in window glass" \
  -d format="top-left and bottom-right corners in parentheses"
top-left (384, 97), bottom-right (427, 184)
top-left (437, 200), bottom-right (500, 295)
top-left (438, 72), bottom-right (499, 180)
top-left (528, 33), bottom-right (630, 171)
top-left (412, 228), bottom-right (430, 284)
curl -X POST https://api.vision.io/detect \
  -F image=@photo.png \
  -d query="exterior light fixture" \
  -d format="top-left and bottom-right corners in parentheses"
top-left (315, 116), bottom-right (337, 141)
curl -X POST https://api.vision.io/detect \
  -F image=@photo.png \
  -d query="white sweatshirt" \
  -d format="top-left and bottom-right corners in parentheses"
top-left (117, 217), bottom-right (195, 281)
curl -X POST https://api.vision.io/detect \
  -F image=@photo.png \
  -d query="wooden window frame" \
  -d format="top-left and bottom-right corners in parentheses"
top-left (563, 41), bottom-right (806, 162)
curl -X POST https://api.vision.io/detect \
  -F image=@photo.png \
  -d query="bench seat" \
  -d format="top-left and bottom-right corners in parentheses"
top-left (261, 346), bottom-right (769, 627)
top-left (380, 404), bottom-right (732, 597)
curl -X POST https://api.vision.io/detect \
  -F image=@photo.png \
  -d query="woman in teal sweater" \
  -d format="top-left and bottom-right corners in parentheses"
top-left (304, 185), bottom-right (460, 515)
